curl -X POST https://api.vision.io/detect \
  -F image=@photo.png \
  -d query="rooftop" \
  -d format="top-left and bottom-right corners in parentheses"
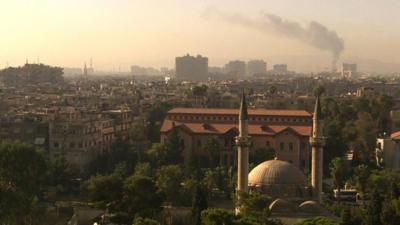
top-left (168, 108), bottom-right (311, 117)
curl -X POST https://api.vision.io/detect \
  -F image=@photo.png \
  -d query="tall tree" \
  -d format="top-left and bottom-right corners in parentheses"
top-left (0, 140), bottom-right (47, 224)
top-left (364, 189), bottom-right (383, 225)
top-left (192, 184), bottom-right (208, 225)
top-left (164, 128), bottom-right (183, 164)
top-left (155, 165), bottom-right (183, 204)
top-left (354, 164), bottom-right (370, 204)
top-left (330, 157), bottom-right (347, 194)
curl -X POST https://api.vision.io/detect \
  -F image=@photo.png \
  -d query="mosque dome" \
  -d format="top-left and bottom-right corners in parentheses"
top-left (248, 160), bottom-right (308, 198)
top-left (298, 200), bottom-right (324, 214)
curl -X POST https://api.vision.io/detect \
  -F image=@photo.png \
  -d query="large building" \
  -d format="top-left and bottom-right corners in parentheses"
top-left (175, 54), bottom-right (208, 81)
top-left (376, 131), bottom-right (400, 169)
top-left (247, 60), bottom-right (267, 77)
top-left (160, 107), bottom-right (312, 169)
top-left (272, 64), bottom-right (288, 74)
top-left (342, 63), bottom-right (357, 78)
top-left (225, 60), bottom-right (246, 78)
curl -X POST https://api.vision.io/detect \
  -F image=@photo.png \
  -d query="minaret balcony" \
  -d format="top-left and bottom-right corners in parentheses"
top-left (235, 136), bottom-right (252, 147)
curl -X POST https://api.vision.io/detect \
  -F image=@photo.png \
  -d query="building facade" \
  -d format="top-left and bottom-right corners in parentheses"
top-left (160, 107), bottom-right (312, 170)
top-left (175, 54), bottom-right (208, 81)
top-left (247, 60), bottom-right (267, 77)
top-left (225, 60), bottom-right (246, 78)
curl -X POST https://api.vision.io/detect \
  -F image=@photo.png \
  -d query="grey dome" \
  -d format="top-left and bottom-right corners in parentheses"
top-left (248, 160), bottom-right (306, 186)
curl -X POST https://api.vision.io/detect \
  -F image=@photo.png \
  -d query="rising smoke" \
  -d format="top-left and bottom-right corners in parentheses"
top-left (203, 7), bottom-right (344, 70)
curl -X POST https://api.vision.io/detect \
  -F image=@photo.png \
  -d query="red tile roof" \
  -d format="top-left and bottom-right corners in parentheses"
top-left (391, 131), bottom-right (400, 140)
top-left (168, 108), bottom-right (311, 117)
top-left (160, 119), bottom-right (311, 137)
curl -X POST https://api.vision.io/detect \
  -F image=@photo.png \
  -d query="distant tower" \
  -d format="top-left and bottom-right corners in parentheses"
top-left (310, 96), bottom-right (325, 203)
top-left (83, 62), bottom-right (88, 78)
top-left (235, 91), bottom-right (250, 214)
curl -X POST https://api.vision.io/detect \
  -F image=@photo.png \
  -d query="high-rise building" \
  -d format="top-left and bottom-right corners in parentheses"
top-left (225, 60), bottom-right (246, 78)
top-left (273, 64), bottom-right (288, 74)
top-left (175, 54), bottom-right (208, 81)
top-left (247, 60), bottom-right (267, 76)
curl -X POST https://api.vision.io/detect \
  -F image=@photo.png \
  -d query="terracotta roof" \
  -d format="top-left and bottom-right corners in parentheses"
top-left (391, 131), bottom-right (400, 140)
top-left (160, 120), bottom-right (311, 136)
top-left (168, 108), bottom-right (311, 117)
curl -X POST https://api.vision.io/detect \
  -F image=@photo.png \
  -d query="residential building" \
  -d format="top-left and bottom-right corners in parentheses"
top-left (247, 60), bottom-right (267, 76)
top-left (175, 54), bottom-right (208, 81)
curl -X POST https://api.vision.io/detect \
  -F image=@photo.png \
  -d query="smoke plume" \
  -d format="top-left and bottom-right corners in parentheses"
top-left (203, 7), bottom-right (344, 70)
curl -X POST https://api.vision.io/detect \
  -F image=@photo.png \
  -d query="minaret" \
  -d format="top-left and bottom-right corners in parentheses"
top-left (83, 62), bottom-right (88, 79)
top-left (235, 91), bottom-right (250, 214)
top-left (310, 96), bottom-right (325, 203)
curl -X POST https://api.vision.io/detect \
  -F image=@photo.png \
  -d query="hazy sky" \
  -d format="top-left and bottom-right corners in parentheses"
top-left (1, 0), bottom-right (400, 71)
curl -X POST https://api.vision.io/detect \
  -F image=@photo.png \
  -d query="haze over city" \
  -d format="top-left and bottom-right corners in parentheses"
top-left (2, 0), bottom-right (400, 72)
top-left (3, 1), bottom-right (400, 225)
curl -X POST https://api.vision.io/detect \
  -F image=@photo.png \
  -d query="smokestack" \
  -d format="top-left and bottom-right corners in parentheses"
top-left (203, 7), bottom-right (344, 68)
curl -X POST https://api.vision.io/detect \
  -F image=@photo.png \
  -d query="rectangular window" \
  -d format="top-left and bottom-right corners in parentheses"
top-left (266, 141), bottom-right (270, 146)
top-left (280, 142), bottom-right (284, 151)
top-left (301, 160), bottom-right (306, 168)
top-left (289, 142), bottom-right (293, 151)
top-left (300, 142), bottom-right (306, 151)
top-left (197, 140), bottom-right (201, 147)
top-left (54, 142), bottom-right (59, 148)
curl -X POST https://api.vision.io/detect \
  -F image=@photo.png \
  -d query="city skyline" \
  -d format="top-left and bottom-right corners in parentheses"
top-left (1, 0), bottom-right (400, 72)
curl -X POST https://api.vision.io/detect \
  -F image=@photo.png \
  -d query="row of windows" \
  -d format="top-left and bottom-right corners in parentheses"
top-left (53, 140), bottom-right (101, 149)
top-left (278, 142), bottom-right (307, 151)
top-left (279, 142), bottom-right (294, 151)
top-left (169, 115), bottom-right (310, 123)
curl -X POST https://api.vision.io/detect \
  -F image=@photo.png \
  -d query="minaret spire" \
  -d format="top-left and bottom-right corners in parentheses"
top-left (236, 90), bottom-right (250, 214)
top-left (310, 95), bottom-right (325, 203)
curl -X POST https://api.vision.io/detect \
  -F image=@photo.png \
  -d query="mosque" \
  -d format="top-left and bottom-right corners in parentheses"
top-left (236, 92), bottom-right (327, 216)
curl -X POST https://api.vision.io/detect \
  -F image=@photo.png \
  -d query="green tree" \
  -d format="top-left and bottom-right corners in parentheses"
top-left (330, 157), bottom-right (347, 193)
top-left (134, 162), bottom-right (152, 177)
top-left (192, 85), bottom-right (208, 96)
top-left (352, 112), bottom-right (377, 164)
top-left (165, 128), bottom-right (183, 164)
top-left (364, 189), bottom-right (383, 225)
top-left (192, 184), bottom-right (208, 225)
top-left (313, 85), bottom-right (326, 97)
top-left (85, 167), bottom-right (124, 209)
top-left (268, 86), bottom-right (277, 95)
top-left (0, 140), bottom-right (47, 224)
top-left (146, 143), bottom-right (168, 166)
top-left (203, 167), bottom-right (230, 197)
top-left (240, 192), bottom-right (273, 221)
top-left (354, 164), bottom-right (370, 203)
top-left (121, 175), bottom-right (163, 220)
top-left (146, 102), bottom-right (172, 142)
top-left (155, 165), bottom-right (184, 204)
top-left (295, 216), bottom-right (338, 225)
top-left (390, 182), bottom-right (400, 199)
top-left (340, 208), bottom-right (353, 225)
top-left (132, 216), bottom-right (160, 225)
top-left (381, 199), bottom-right (400, 225)
top-left (251, 147), bottom-right (275, 165)
top-left (203, 137), bottom-right (223, 167)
